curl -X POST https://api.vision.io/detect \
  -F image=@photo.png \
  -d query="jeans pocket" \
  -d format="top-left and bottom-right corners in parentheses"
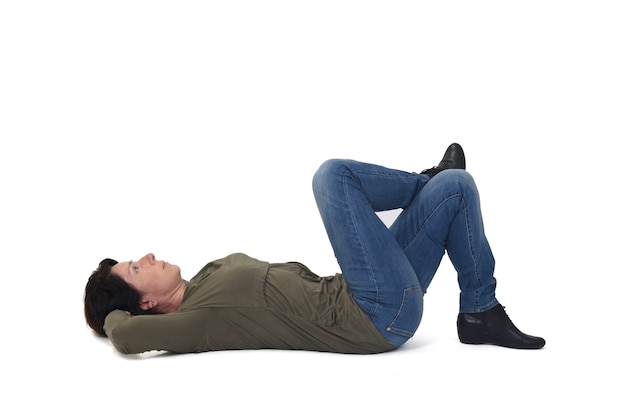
top-left (386, 285), bottom-right (423, 338)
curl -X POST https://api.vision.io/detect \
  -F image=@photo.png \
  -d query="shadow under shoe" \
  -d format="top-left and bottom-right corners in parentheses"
top-left (457, 304), bottom-right (546, 349)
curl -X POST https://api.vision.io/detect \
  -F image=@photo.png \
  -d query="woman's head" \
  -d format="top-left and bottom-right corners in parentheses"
top-left (83, 258), bottom-right (151, 336)
top-left (84, 253), bottom-right (184, 336)
top-left (108, 253), bottom-right (183, 310)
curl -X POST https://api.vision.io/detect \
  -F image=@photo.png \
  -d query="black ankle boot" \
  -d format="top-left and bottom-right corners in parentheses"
top-left (421, 143), bottom-right (466, 178)
top-left (457, 304), bottom-right (545, 349)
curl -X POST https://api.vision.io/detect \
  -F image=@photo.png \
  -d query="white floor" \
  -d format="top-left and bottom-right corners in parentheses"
top-left (2, 2), bottom-right (624, 416)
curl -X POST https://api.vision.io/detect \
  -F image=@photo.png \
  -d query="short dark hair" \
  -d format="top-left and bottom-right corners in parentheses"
top-left (84, 258), bottom-right (153, 336)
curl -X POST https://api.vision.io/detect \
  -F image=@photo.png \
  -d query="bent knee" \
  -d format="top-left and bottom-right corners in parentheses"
top-left (312, 159), bottom-right (353, 191)
top-left (437, 169), bottom-right (477, 190)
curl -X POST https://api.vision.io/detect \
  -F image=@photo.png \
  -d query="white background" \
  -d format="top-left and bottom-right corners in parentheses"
top-left (1, 1), bottom-right (624, 416)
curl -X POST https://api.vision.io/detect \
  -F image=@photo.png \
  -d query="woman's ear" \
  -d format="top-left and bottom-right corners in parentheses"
top-left (139, 299), bottom-right (157, 311)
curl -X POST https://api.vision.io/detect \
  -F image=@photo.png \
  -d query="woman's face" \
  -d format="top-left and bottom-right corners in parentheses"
top-left (111, 253), bottom-right (182, 301)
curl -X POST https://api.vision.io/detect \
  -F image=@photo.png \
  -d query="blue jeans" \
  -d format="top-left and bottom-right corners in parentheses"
top-left (312, 159), bottom-right (499, 346)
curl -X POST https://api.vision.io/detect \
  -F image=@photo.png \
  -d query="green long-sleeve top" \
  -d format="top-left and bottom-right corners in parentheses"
top-left (104, 253), bottom-right (394, 355)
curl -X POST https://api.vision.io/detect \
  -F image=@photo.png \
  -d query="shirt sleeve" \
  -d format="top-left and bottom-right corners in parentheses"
top-left (104, 309), bottom-right (208, 354)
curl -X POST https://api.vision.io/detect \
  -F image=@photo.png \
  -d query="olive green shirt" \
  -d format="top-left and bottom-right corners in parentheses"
top-left (104, 253), bottom-right (394, 354)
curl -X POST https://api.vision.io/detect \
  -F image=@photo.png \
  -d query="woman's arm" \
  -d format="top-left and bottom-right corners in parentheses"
top-left (104, 309), bottom-right (208, 354)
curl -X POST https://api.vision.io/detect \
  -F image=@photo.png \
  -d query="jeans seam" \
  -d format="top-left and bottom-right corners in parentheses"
top-left (386, 285), bottom-right (421, 337)
top-left (404, 192), bottom-right (461, 250)
top-left (342, 168), bottom-right (381, 319)
top-left (460, 194), bottom-right (483, 310)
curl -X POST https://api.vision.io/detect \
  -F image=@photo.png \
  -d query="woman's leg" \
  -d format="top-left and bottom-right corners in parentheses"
top-left (313, 158), bottom-right (543, 349)
top-left (312, 159), bottom-right (430, 346)
top-left (389, 169), bottom-right (499, 313)
top-left (390, 168), bottom-right (544, 348)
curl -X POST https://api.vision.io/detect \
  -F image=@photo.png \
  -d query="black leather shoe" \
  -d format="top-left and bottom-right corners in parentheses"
top-left (421, 143), bottom-right (466, 178)
top-left (457, 304), bottom-right (545, 349)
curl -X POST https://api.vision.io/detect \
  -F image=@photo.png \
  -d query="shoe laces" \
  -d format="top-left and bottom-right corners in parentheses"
top-left (420, 166), bottom-right (441, 178)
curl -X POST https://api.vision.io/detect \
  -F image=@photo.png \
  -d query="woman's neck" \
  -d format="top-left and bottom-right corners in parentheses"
top-left (156, 281), bottom-right (187, 313)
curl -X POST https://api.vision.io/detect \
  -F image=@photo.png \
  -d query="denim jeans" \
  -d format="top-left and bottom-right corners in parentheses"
top-left (312, 159), bottom-right (499, 346)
